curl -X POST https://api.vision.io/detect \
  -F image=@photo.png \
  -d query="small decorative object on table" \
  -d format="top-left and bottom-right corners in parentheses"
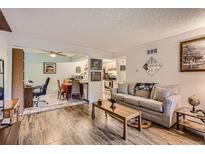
top-left (188, 95), bottom-right (200, 113)
top-left (97, 99), bottom-right (102, 106)
top-left (197, 110), bottom-right (205, 122)
top-left (109, 98), bottom-right (117, 110)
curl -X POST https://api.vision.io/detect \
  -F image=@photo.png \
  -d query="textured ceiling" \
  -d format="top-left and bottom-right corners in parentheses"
top-left (2, 8), bottom-right (205, 52)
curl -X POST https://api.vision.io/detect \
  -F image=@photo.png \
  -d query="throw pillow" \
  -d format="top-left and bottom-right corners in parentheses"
top-left (135, 89), bottom-right (150, 98)
top-left (135, 82), bottom-right (156, 98)
top-left (157, 84), bottom-right (180, 95)
top-left (128, 83), bottom-right (136, 95)
top-left (150, 87), bottom-right (156, 99)
top-left (153, 87), bottom-right (173, 102)
top-left (118, 83), bottom-right (128, 94)
top-left (150, 83), bottom-right (159, 99)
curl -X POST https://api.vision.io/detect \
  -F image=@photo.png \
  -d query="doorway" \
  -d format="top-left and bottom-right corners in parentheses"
top-left (102, 57), bottom-right (126, 100)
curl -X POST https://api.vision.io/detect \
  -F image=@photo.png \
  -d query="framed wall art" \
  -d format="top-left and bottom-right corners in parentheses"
top-left (43, 62), bottom-right (56, 74)
top-left (91, 71), bottom-right (101, 81)
top-left (120, 65), bottom-right (126, 71)
top-left (76, 66), bottom-right (81, 73)
top-left (90, 59), bottom-right (102, 70)
top-left (180, 37), bottom-right (205, 72)
top-left (0, 60), bottom-right (4, 74)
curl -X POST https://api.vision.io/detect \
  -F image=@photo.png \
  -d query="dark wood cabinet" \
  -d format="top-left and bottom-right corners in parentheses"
top-left (24, 87), bottom-right (34, 108)
top-left (12, 48), bottom-right (24, 113)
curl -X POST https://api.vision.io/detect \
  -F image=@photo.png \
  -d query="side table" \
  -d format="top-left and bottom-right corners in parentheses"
top-left (175, 107), bottom-right (205, 143)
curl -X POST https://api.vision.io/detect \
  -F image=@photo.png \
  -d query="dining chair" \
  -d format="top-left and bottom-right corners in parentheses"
top-left (70, 80), bottom-right (81, 101)
top-left (57, 80), bottom-right (66, 100)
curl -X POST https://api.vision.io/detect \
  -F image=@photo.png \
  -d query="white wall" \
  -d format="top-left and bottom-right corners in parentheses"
top-left (115, 27), bottom-right (205, 110)
top-left (25, 52), bottom-right (88, 93)
top-left (0, 31), bottom-right (11, 100)
top-left (88, 58), bottom-right (103, 103)
top-left (117, 59), bottom-right (126, 83)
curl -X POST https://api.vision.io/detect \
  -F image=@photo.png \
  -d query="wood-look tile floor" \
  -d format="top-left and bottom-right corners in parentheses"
top-left (19, 104), bottom-right (204, 145)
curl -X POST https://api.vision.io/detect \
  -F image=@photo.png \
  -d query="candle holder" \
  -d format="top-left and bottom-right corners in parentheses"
top-left (97, 99), bottom-right (102, 105)
top-left (109, 98), bottom-right (117, 110)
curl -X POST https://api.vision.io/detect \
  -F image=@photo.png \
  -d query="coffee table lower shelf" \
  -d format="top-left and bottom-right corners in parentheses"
top-left (178, 119), bottom-right (205, 142)
top-left (179, 119), bottom-right (205, 133)
top-left (176, 107), bottom-right (205, 143)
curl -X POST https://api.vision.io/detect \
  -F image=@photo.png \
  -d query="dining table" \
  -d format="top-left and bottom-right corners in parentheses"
top-left (61, 82), bottom-right (84, 99)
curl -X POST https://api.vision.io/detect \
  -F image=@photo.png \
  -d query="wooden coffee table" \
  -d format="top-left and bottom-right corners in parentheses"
top-left (175, 107), bottom-right (205, 142)
top-left (92, 101), bottom-right (141, 141)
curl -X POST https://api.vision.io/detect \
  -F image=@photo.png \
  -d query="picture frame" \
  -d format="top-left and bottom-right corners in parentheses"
top-left (0, 60), bottom-right (3, 74)
top-left (180, 37), bottom-right (205, 72)
top-left (90, 59), bottom-right (102, 70)
top-left (120, 65), bottom-right (126, 71)
top-left (43, 62), bottom-right (56, 74)
top-left (76, 66), bottom-right (81, 73)
top-left (91, 71), bottom-right (101, 81)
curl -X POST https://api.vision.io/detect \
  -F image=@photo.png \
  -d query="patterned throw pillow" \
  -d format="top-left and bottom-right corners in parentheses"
top-left (135, 90), bottom-right (150, 98)
top-left (134, 83), bottom-right (156, 98)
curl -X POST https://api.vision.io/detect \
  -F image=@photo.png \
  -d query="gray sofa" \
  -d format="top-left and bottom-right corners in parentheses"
top-left (111, 83), bottom-right (182, 128)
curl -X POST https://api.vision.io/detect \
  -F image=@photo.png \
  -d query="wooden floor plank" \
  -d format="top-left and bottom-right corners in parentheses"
top-left (18, 104), bottom-right (204, 145)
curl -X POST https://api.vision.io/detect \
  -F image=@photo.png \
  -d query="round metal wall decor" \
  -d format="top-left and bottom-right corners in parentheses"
top-left (143, 57), bottom-right (162, 76)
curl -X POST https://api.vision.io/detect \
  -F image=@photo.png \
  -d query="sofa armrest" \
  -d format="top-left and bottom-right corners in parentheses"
top-left (163, 94), bottom-right (182, 116)
top-left (162, 94), bottom-right (182, 128)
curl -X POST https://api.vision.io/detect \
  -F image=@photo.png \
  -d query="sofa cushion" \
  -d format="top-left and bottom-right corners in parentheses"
top-left (118, 83), bottom-right (128, 94)
top-left (124, 95), bottom-right (140, 106)
top-left (128, 83), bottom-right (136, 95)
top-left (138, 98), bottom-right (164, 113)
top-left (153, 87), bottom-right (173, 102)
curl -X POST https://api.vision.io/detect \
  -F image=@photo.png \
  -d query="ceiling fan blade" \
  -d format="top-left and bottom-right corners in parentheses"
top-left (56, 53), bottom-right (66, 56)
top-left (38, 49), bottom-right (66, 57)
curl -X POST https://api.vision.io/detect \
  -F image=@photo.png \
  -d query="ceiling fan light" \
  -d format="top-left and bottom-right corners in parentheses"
top-left (50, 53), bottom-right (56, 57)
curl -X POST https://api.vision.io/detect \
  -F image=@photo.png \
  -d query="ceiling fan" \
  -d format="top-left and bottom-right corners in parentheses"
top-left (42, 50), bottom-right (67, 57)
